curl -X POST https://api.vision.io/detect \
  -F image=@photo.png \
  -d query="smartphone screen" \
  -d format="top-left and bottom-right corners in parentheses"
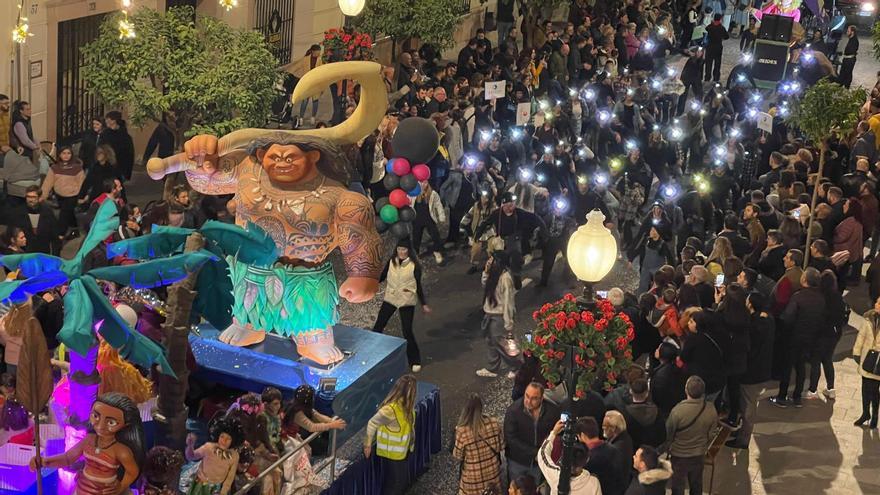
top-left (597, 290), bottom-right (608, 298)
top-left (715, 274), bottom-right (724, 287)
top-left (560, 413), bottom-right (569, 422)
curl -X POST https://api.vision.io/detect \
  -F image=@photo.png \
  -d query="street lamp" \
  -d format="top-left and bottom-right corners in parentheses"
top-left (339, 0), bottom-right (366, 16)
top-left (559, 209), bottom-right (616, 495)
top-left (566, 209), bottom-right (617, 303)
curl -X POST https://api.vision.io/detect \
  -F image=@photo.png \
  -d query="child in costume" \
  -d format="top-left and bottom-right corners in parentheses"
top-left (185, 415), bottom-right (244, 495)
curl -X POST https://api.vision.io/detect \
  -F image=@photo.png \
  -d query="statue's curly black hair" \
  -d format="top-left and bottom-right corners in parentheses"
top-left (209, 414), bottom-right (245, 449)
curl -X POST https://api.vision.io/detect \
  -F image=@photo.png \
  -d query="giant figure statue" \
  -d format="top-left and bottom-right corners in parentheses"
top-left (147, 62), bottom-right (386, 365)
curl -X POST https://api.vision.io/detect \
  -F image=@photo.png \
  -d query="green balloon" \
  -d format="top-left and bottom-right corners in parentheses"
top-left (379, 204), bottom-right (400, 224)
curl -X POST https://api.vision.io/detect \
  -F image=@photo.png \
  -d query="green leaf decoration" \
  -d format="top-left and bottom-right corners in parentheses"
top-left (0, 253), bottom-right (64, 278)
top-left (193, 252), bottom-right (234, 330)
top-left (64, 200), bottom-right (120, 276)
top-left (88, 250), bottom-right (218, 289)
top-left (107, 228), bottom-right (193, 259)
top-left (57, 279), bottom-right (97, 357)
top-left (200, 221), bottom-right (277, 267)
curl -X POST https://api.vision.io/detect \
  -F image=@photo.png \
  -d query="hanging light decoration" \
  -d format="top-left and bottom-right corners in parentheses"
top-left (339, 0), bottom-right (366, 16)
top-left (12, 4), bottom-right (32, 44)
top-left (219, 0), bottom-right (239, 11)
top-left (118, 0), bottom-right (136, 39)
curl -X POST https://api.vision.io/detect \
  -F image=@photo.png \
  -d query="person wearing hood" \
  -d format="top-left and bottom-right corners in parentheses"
top-left (622, 378), bottom-right (667, 449)
top-left (624, 446), bottom-right (673, 495)
top-left (634, 225), bottom-right (675, 294)
top-left (102, 111), bottom-right (135, 182)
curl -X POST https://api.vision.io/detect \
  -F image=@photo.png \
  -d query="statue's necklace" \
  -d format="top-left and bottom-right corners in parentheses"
top-left (251, 168), bottom-right (329, 215)
top-left (94, 436), bottom-right (117, 454)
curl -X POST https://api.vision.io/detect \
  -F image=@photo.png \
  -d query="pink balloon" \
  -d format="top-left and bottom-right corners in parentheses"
top-left (389, 188), bottom-right (410, 208)
top-left (412, 164), bottom-right (431, 182)
top-left (391, 158), bottom-right (411, 177)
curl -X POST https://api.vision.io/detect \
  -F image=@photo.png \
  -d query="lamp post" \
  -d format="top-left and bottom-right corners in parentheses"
top-left (557, 209), bottom-right (617, 495)
top-left (338, 0), bottom-right (366, 16)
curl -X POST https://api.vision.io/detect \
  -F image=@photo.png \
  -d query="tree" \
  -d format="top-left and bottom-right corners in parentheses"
top-left (82, 6), bottom-right (278, 149)
top-left (785, 78), bottom-right (866, 266)
top-left (521, 0), bottom-right (567, 49)
top-left (353, 0), bottom-right (464, 52)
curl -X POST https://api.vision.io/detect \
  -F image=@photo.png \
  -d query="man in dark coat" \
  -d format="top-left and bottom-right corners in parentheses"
top-left (772, 268), bottom-right (826, 408)
top-left (10, 185), bottom-right (61, 255)
top-left (704, 14), bottom-right (729, 82)
top-left (624, 446), bottom-right (673, 495)
top-left (504, 382), bottom-right (561, 483)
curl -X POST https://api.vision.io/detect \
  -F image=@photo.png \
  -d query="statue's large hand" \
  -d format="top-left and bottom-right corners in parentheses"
top-left (338, 277), bottom-right (379, 304)
top-left (184, 135), bottom-right (220, 174)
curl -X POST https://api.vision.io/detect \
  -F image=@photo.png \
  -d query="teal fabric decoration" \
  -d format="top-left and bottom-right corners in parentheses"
top-left (194, 253), bottom-right (234, 330)
top-left (0, 271), bottom-right (69, 304)
top-left (107, 229), bottom-right (192, 259)
top-left (57, 279), bottom-right (96, 356)
top-left (200, 221), bottom-right (277, 267)
top-left (229, 259), bottom-right (338, 336)
top-left (88, 250), bottom-right (218, 289)
top-left (0, 253), bottom-right (64, 278)
top-left (63, 200), bottom-right (120, 276)
top-left (80, 276), bottom-right (175, 377)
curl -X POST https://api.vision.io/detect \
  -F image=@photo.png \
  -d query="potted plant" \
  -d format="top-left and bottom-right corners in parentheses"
top-left (322, 27), bottom-right (374, 63)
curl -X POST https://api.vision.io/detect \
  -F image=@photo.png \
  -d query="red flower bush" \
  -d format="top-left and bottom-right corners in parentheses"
top-left (524, 293), bottom-right (635, 395)
top-left (321, 28), bottom-right (373, 62)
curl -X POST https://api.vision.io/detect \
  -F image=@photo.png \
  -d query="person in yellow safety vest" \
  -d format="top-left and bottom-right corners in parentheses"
top-left (364, 374), bottom-right (418, 495)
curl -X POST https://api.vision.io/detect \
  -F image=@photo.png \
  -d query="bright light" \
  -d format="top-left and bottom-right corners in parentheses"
top-left (480, 130), bottom-right (493, 141)
top-left (584, 88), bottom-right (596, 101)
top-left (750, 92), bottom-right (762, 103)
top-left (651, 79), bottom-right (662, 90)
top-left (121, 0), bottom-right (132, 7)
top-left (658, 27), bottom-right (667, 35)
top-left (644, 40), bottom-right (655, 51)
top-left (466, 156), bottom-right (477, 167)
top-left (218, 0), bottom-right (239, 10)
top-left (567, 210), bottom-right (617, 282)
top-left (598, 110), bottom-right (611, 123)
top-left (742, 52), bottom-right (753, 64)
top-left (579, 148), bottom-right (588, 158)
top-left (553, 196), bottom-right (570, 213)
top-left (511, 128), bottom-right (523, 140)
top-left (690, 100), bottom-right (701, 111)
top-left (518, 168), bottom-right (534, 181)
top-left (626, 88), bottom-right (635, 97)
top-left (663, 184), bottom-right (678, 198)
top-left (569, 88), bottom-right (578, 97)
top-left (862, 2), bottom-right (875, 12)
top-left (670, 127), bottom-right (683, 140)
top-left (558, 140), bottom-right (565, 146)
top-left (12, 21), bottom-right (31, 44)
top-left (578, 175), bottom-right (589, 185)
top-left (540, 100), bottom-right (550, 110)
top-left (118, 18), bottom-right (136, 39)
top-left (609, 158), bottom-right (622, 170)
top-left (714, 146), bottom-right (726, 158)
top-left (339, 0), bottom-right (366, 15)
top-left (737, 73), bottom-right (747, 83)
top-left (625, 140), bottom-right (637, 151)
top-left (731, 128), bottom-right (741, 138)
top-left (544, 145), bottom-right (553, 154)
top-left (536, 172), bottom-right (547, 183)
top-left (666, 66), bottom-right (676, 77)
top-left (595, 173), bottom-right (609, 185)
top-left (747, 108), bottom-right (758, 119)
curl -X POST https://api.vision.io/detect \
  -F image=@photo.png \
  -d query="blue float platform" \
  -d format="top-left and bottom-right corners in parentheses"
top-left (189, 324), bottom-right (408, 446)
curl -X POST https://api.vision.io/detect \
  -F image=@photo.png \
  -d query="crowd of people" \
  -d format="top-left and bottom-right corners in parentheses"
top-left (3, 0), bottom-right (880, 494)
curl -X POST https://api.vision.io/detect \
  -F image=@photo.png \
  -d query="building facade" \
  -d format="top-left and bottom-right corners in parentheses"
top-left (0, 0), bottom-right (489, 151)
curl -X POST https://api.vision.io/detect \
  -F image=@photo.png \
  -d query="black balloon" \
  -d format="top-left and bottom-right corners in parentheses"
top-left (399, 206), bottom-right (416, 222)
top-left (376, 218), bottom-right (389, 233)
top-left (375, 197), bottom-right (389, 213)
top-left (390, 221), bottom-right (410, 238)
top-left (391, 117), bottom-right (440, 164)
top-left (399, 173), bottom-right (418, 192)
top-left (383, 173), bottom-right (400, 190)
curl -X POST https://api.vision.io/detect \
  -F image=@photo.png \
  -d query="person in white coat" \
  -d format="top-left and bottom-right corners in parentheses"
top-left (411, 180), bottom-right (447, 264)
top-left (373, 239), bottom-right (431, 372)
top-left (854, 296), bottom-right (880, 429)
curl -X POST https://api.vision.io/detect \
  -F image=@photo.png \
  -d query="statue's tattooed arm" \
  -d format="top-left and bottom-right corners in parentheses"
top-left (184, 154), bottom-right (241, 196)
top-left (335, 191), bottom-right (383, 279)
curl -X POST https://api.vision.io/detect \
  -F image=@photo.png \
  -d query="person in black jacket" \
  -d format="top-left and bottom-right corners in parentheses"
top-left (680, 310), bottom-right (727, 397)
top-left (807, 270), bottom-right (847, 399)
top-left (9, 186), bottom-right (62, 255)
top-left (79, 144), bottom-right (122, 206)
top-left (141, 118), bottom-right (175, 165)
top-left (726, 291), bottom-right (775, 449)
top-left (622, 378), bottom-right (667, 448)
top-left (78, 117), bottom-right (103, 168)
top-left (772, 268), bottom-right (827, 408)
top-left (650, 342), bottom-right (687, 418)
top-left (474, 193), bottom-right (546, 288)
top-left (102, 111), bottom-right (135, 182)
top-left (625, 446), bottom-right (672, 495)
top-left (676, 48), bottom-right (704, 115)
top-left (704, 14), bottom-right (729, 82)
top-left (504, 381), bottom-right (560, 484)
top-left (716, 283), bottom-right (752, 429)
top-left (580, 416), bottom-right (628, 495)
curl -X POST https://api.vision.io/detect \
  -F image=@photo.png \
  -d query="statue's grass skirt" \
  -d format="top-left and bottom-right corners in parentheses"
top-left (229, 257), bottom-right (339, 336)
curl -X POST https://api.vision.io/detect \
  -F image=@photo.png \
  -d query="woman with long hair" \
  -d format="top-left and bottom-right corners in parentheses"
top-left (374, 239), bottom-right (431, 372)
top-left (716, 283), bottom-right (751, 429)
top-left (705, 236), bottom-right (733, 277)
top-left (476, 251), bottom-right (521, 378)
top-left (680, 310), bottom-right (727, 399)
top-left (284, 385), bottom-right (346, 457)
top-left (462, 187), bottom-right (496, 273)
top-left (32, 393), bottom-right (145, 495)
top-left (453, 394), bottom-right (504, 495)
top-left (808, 270), bottom-right (847, 399)
top-left (411, 179), bottom-right (446, 264)
top-left (103, 111), bottom-right (135, 181)
top-left (41, 145), bottom-right (85, 238)
top-left (854, 296), bottom-right (880, 429)
top-left (79, 117), bottom-right (104, 167)
top-left (364, 374), bottom-right (418, 495)
top-left (79, 144), bottom-right (120, 205)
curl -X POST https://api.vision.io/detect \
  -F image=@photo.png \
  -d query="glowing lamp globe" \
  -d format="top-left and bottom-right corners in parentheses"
top-left (339, 0), bottom-right (366, 16)
top-left (567, 210), bottom-right (617, 283)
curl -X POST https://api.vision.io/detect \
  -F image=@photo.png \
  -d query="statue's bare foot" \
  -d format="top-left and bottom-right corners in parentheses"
top-left (295, 328), bottom-right (344, 365)
top-left (218, 319), bottom-right (266, 347)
